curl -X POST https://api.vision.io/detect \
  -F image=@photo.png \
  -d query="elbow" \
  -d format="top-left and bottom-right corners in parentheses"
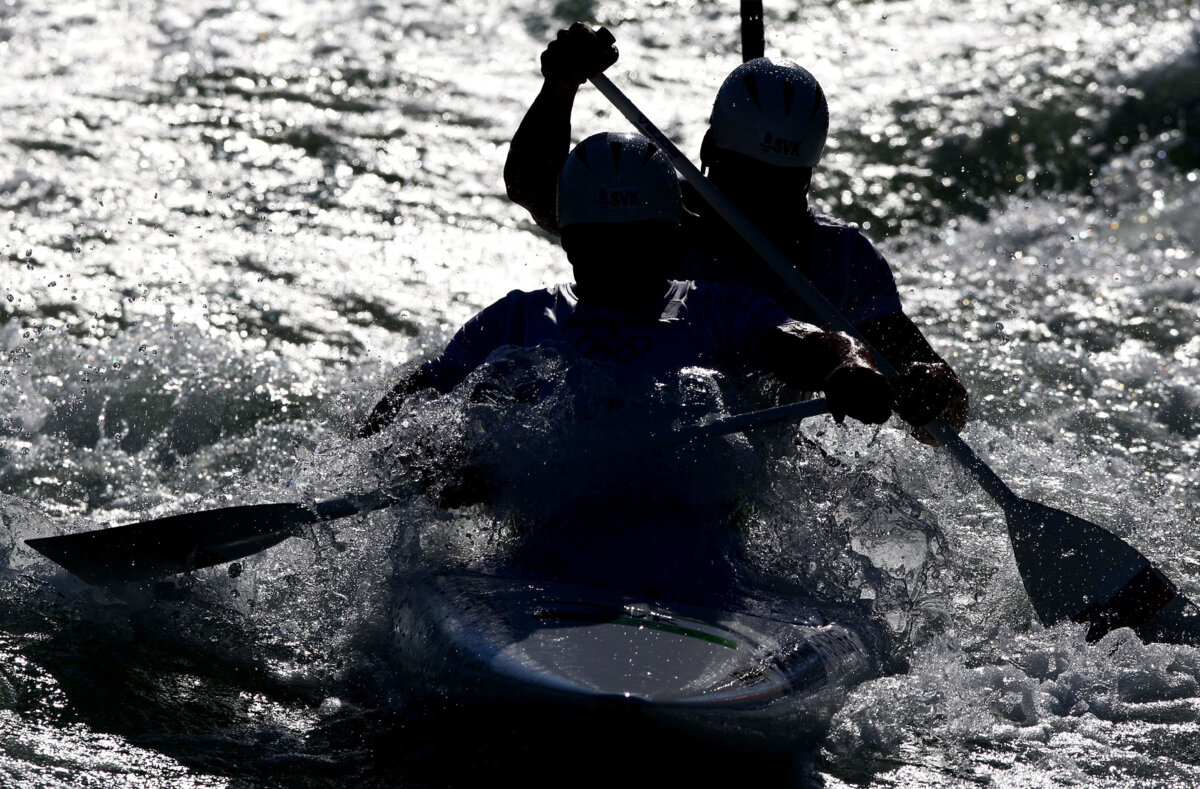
top-left (503, 160), bottom-right (527, 205)
top-left (503, 175), bottom-right (560, 235)
top-left (503, 161), bottom-right (527, 206)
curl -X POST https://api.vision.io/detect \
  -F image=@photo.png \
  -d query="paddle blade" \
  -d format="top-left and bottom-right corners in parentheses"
top-left (25, 502), bottom-right (316, 586)
top-left (1005, 499), bottom-right (1180, 638)
top-left (1131, 594), bottom-right (1200, 647)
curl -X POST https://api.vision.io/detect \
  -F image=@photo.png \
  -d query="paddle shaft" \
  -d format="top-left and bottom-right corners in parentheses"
top-left (25, 399), bottom-right (832, 584)
top-left (589, 73), bottom-right (1020, 512)
top-left (740, 0), bottom-right (764, 61)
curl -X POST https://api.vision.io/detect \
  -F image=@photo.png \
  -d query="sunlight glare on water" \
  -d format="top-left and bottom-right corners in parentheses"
top-left (1, 0), bottom-right (1199, 785)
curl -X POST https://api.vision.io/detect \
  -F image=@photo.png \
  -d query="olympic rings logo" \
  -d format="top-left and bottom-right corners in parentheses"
top-left (575, 333), bottom-right (653, 362)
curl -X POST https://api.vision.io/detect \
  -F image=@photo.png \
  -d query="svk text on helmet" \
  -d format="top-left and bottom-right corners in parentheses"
top-left (595, 188), bottom-right (643, 208)
top-left (759, 133), bottom-right (809, 160)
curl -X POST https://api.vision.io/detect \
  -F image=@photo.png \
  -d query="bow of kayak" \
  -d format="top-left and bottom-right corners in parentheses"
top-left (394, 569), bottom-right (885, 753)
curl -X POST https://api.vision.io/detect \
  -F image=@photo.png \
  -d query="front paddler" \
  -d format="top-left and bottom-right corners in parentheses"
top-left (360, 131), bottom-right (894, 438)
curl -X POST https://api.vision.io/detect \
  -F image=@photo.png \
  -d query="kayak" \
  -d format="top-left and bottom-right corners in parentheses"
top-left (393, 569), bottom-right (884, 755)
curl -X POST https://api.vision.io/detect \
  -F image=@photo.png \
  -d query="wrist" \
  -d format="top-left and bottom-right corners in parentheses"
top-left (541, 76), bottom-right (582, 96)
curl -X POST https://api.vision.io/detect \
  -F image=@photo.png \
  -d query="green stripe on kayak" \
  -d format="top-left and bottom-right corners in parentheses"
top-left (538, 610), bottom-right (738, 649)
top-left (537, 599), bottom-right (740, 634)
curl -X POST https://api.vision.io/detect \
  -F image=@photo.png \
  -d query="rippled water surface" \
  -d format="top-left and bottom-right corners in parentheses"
top-left (3, 0), bottom-right (1200, 786)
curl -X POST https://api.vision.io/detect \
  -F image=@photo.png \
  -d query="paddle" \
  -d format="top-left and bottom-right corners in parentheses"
top-left (589, 72), bottom-right (1198, 644)
top-left (740, 0), bottom-right (764, 61)
top-left (23, 489), bottom-right (402, 587)
top-left (25, 399), bottom-right (831, 587)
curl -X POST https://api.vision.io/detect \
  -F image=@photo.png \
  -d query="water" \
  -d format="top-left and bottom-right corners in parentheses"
top-left (2, 0), bottom-right (1199, 785)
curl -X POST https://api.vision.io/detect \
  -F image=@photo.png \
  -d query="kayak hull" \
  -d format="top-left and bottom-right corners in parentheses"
top-left (393, 570), bottom-right (881, 753)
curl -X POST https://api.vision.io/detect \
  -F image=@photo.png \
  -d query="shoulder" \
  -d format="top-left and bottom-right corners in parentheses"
top-left (809, 209), bottom-right (854, 230)
top-left (467, 286), bottom-right (569, 330)
top-left (809, 209), bottom-right (890, 263)
top-left (485, 285), bottom-right (570, 308)
top-left (504, 285), bottom-right (563, 300)
top-left (809, 210), bottom-right (875, 244)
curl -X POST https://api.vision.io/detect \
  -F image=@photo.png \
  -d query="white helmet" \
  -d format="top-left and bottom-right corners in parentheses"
top-left (709, 58), bottom-right (828, 168)
top-left (557, 132), bottom-right (683, 228)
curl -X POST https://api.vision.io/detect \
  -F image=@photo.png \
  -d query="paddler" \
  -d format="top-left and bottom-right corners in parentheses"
top-left (503, 24), bottom-right (968, 445)
top-left (359, 131), bottom-right (894, 438)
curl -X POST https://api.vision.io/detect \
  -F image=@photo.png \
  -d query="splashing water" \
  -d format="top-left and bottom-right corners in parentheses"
top-left (2, 0), bottom-right (1199, 785)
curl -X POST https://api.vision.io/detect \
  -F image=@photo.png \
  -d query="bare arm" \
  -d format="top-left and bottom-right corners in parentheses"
top-left (503, 23), bottom-right (618, 235)
top-left (357, 366), bottom-right (435, 438)
top-left (504, 80), bottom-right (578, 234)
top-left (754, 323), bottom-right (894, 425)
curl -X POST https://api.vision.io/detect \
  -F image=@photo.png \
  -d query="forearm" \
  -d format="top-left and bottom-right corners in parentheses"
top-left (755, 323), bottom-right (893, 425)
top-left (357, 365), bottom-right (435, 438)
top-left (857, 311), bottom-right (953, 376)
top-left (754, 323), bottom-right (874, 390)
top-left (504, 79), bottom-right (578, 235)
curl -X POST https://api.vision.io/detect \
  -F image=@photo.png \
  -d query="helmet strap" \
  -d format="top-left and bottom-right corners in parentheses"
top-left (699, 129), bottom-right (716, 175)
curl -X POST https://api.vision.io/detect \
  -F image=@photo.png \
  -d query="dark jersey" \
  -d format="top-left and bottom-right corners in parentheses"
top-left (423, 280), bottom-right (796, 394)
top-left (675, 198), bottom-right (903, 327)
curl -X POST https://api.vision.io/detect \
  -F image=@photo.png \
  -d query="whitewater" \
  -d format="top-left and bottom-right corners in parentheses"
top-left (2, 0), bottom-right (1200, 786)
